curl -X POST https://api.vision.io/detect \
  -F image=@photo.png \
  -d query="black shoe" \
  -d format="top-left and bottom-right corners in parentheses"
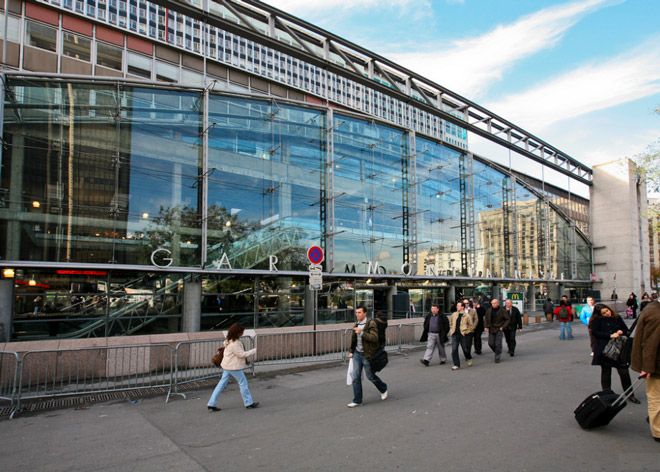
top-left (654, 438), bottom-right (660, 443)
top-left (420, 359), bottom-right (429, 367)
top-left (475, 351), bottom-right (482, 355)
top-left (208, 406), bottom-right (221, 412)
top-left (439, 360), bottom-right (446, 365)
top-left (509, 352), bottom-right (515, 357)
top-left (246, 402), bottom-right (260, 409)
top-left (495, 359), bottom-right (501, 364)
top-left (629, 397), bottom-right (641, 404)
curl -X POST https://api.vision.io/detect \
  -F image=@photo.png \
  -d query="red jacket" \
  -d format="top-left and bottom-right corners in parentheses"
top-left (553, 305), bottom-right (573, 322)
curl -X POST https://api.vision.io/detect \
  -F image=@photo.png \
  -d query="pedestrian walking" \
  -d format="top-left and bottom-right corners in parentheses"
top-left (207, 323), bottom-right (259, 411)
top-left (485, 298), bottom-right (511, 364)
top-left (590, 303), bottom-right (640, 404)
top-left (640, 293), bottom-right (651, 314)
top-left (461, 298), bottom-right (478, 357)
top-left (580, 296), bottom-right (596, 355)
top-left (543, 297), bottom-right (554, 322)
top-left (554, 299), bottom-right (574, 340)
top-left (449, 301), bottom-right (476, 370)
top-left (631, 300), bottom-right (660, 442)
top-left (347, 305), bottom-right (388, 407)
top-left (503, 299), bottom-right (522, 357)
top-left (419, 303), bottom-right (449, 366)
top-left (473, 299), bottom-right (486, 355)
top-left (627, 293), bottom-right (638, 319)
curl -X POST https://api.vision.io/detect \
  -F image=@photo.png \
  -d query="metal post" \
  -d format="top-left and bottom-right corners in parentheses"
top-left (313, 288), bottom-right (318, 356)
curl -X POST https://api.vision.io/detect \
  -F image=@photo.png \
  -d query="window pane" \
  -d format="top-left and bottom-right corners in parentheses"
top-left (156, 60), bottom-right (178, 82)
top-left (0, 14), bottom-right (21, 42)
top-left (63, 31), bottom-right (91, 61)
top-left (97, 42), bottom-right (122, 70)
top-left (25, 21), bottom-right (57, 52)
top-left (127, 51), bottom-right (152, 78)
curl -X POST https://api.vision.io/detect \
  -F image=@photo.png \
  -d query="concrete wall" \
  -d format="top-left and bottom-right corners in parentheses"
top-left (591, 159), bottom-right (651, 298)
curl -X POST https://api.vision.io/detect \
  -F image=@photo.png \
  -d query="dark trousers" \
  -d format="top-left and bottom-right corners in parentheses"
top-left (504, 328), bottom-right (517, 355)
top-left (451, 333), bottom-right (472, 367)
top-left (473, 329), bottom-right (484, 354)
top-left (601, 365), bottom-right (632, 393)
top-left (488, 330), bottom-right (504, 361)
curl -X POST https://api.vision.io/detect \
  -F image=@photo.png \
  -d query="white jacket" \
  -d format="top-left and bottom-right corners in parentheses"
top-left (220, 339), bottom-right (256, 371)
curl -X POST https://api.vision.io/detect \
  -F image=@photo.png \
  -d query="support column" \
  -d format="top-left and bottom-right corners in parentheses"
top-left (182, 278), bottom-right (201, 332)
top-left (527, 284), bottom-right (537, 312)
top-left (386, 284), bottom-right (397, 319)
top-left (7, 134), bottom-right (24, 259)
top-left (0, 279), bottom-right (14, 342)
top-left (304, 285), bottom-right (315, 326)
top-left (446, 285), bottom-right (456, 313)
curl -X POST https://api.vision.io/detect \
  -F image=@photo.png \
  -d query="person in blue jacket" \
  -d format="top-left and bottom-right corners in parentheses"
top-left (580, 296), bottom-right (596, 356)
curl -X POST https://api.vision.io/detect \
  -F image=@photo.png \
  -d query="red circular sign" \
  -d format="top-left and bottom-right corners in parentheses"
top-left (307, 245), bottom-right (325, 265)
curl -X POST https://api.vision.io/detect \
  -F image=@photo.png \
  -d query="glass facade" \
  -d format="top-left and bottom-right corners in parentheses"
top-left (1, 78), bottom-right (593, 339)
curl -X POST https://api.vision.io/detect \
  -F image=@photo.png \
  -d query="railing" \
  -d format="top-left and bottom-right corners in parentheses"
top-left (0, 322), bottom-right (424, 418)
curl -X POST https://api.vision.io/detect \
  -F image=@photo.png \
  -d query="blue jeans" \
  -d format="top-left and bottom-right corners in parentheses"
top-left (559, 321), bottom-right (573, 340)
top-left (208, 369), bottom-right (254, 407)
top-left (351, 351), bottom-right (387, 404)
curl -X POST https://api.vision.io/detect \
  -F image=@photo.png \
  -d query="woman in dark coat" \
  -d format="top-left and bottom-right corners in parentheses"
top-left (626, 293), bottom-right (638, 319)
top-left (590, 303), bottom-right (640, 403)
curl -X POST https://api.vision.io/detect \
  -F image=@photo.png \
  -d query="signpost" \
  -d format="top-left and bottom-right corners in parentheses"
top-left (307, 246), bottom-right (324, 355)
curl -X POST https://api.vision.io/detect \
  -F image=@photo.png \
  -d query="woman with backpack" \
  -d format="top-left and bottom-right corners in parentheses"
top-left (553, 299), bottom-right (574, 340)
top-left (207, 323), bottom-right (259, 411)
top-left (590, 303), bottom-right (640, 403)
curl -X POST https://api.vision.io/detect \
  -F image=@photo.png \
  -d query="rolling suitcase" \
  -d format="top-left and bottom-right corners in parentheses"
top-left (574, 377), bottom-right (644, 430)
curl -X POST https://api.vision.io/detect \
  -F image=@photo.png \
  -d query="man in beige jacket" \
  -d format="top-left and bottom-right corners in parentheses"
top-left (449, 301), bottom-right (476, 370)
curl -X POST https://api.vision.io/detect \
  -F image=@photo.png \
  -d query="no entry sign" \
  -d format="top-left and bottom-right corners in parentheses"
top-left (307, 245), bottom-right (324, 265)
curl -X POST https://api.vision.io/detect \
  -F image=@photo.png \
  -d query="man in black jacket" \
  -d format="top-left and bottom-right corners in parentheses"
top-left (419, 303), bottom-right (449, 366)
top-left (503, 299), bottom-right (523, 357)
top-left (473, 299), bottom-right (486, 355)
top-left (485, 298), bottom-right (511, 363)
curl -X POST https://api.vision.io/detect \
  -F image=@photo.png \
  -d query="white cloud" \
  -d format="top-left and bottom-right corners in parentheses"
top-left (387, 0), bottom-right (616, 98)
top-left (486, 39), bottom-right (660, 132)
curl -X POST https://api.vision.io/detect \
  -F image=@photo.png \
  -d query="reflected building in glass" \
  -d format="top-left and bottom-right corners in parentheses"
top-left (0, 0), bottom-right (595, 340)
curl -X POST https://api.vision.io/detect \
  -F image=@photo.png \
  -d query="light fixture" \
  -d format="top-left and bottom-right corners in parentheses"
top-left (366, 278), bottom-right (372, 284)
top-left (32, 200), bottom-right (41, 208)
top-left (142, 212), bottom-right (149, 219)
top-left (2, 268), bottom-right (15, 279)
top-left (28, 277), bottom-right (37, 286)
top-left (225, 220), bottom-right (232, 227)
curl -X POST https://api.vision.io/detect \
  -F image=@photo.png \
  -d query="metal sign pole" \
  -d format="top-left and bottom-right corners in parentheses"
top-left (313, 287), bottom-right (318, 356)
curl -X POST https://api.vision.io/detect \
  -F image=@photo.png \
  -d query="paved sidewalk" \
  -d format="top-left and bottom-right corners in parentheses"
top-left (1, 322), bottom-right (658, 472)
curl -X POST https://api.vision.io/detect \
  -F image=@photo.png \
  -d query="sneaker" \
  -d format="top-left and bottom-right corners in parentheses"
top-left (420, 359), bottom-right (429, 367)
top-left (347, 402), bottom-right (361, 408)
top-left (451, 365), bottom-right (459, 370)
top-left (467, 360), bottom-right (473, 367)
top-left (439, 360), bottom-right (447, 365)
top-left (380, 391), bottom-right (388, 401)
top-left (207, 406), bottom-right (221, 412)
top-left (245, 402), bottom-right (260, 409)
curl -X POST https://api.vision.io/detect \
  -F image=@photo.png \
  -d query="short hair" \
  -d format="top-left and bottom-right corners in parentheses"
top-left (226, 323), bottom-right (245, 341)
top-left (431, 303), bottom-right (440, 308)
top-left (356, 305), bottom-right (367, 313)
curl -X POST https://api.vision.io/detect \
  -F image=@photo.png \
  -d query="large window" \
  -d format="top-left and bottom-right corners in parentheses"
top-left (63, 31), bottom-right (91, 61)
top-left (25, 21), bottom-right (57, 52)
top-left (1, 79), bottom-right (202, 267)
top-left (97, 42), bottom-right (123, 70)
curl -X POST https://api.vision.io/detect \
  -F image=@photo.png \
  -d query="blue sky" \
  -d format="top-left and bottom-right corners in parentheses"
top-left (263, 0), bottom-right (659, 195)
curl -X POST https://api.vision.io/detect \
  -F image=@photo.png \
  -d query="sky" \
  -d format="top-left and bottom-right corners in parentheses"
top-left (262, 0), bottom-right (660, 197)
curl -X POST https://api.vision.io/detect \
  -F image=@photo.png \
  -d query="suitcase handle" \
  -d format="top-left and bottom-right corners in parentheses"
top-left (611, 376), bottom-right (645, 408)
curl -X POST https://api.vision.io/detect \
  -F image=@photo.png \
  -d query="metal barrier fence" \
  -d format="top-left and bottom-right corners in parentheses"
top-left (15, 344), bottom-right (175, 414)
top-left (0, 322), bottom-right (424, 418)
top-left (0, 352), bottom-right (20, 417)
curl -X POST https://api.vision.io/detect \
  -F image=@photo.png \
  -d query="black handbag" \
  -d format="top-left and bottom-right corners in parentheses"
top-left (370, 349), bottom-right (388, 373)
top-left (603, 336), bottom-right (627, 363)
